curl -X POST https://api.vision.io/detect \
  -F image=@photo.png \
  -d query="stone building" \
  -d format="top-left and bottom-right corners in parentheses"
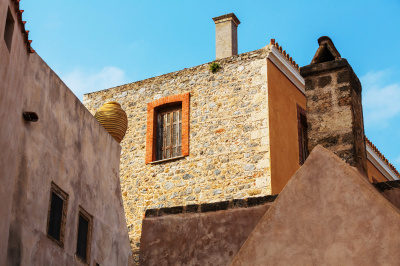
top-left (2, 2), bottom-right (399, 263)
top-left (138, 27), bottom-right (400, 266)
top-left (0, 0), bottom-right (132, 264)
top-left (83, 12), bottom-right (399, 259)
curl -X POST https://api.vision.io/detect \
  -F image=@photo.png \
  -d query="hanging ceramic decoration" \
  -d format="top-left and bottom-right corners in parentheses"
top-left (95, 102), bottom-right (128, 143)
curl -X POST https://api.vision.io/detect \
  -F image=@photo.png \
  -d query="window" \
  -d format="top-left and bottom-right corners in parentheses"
top-left (146, 92), bottom-right (190, 163)
top-left (297, 104), bottom-right (308, 165)
top-left (4, 7), bottom-right (15, 52)
top-left (156, 105), bottom-right (182, 160)
top-left (76, 207), bottom-right (93, 264)
top-left (47, 182), bottom-right (68, 246)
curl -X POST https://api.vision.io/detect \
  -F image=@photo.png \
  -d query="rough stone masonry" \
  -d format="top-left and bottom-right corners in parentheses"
top-left (83, 47), bottom-right (272, 256)
top-left (300, 36), bottom-right (367, 174)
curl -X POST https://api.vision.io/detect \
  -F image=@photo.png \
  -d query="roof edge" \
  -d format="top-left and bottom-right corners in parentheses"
top-left (366, 136), bottom-right (400, 181)
top-left (266, 44), bottom-right (305, 94)
top-left (83, 48), bottom-right (266, 97)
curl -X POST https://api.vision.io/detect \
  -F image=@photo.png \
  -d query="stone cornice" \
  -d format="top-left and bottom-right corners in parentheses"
top-left (212, 13), bottom-right (241, 26)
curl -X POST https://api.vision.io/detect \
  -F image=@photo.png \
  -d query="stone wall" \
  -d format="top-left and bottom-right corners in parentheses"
top-left (83, 47), bottom-right (272, 257)
top-left (301, 58), bottom-right (367, 174)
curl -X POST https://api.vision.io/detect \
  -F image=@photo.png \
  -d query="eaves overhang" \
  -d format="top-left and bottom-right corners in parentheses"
top-left (266, 44), bottom-right (305, 95)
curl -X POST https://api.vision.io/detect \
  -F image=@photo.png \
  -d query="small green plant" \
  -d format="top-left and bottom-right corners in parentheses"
top-left (209, 62), bottom-right (221, 73)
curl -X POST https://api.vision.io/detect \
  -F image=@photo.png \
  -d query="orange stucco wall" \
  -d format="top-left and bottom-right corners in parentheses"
top-left (367, 159), bottom-right (388, 183)
top-left (267, 60), bottom-right (306, 194)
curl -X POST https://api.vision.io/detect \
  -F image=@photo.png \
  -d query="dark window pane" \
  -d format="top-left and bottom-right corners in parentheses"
top-left (156, 114), bottom-right (163, 160)
top-left (76, 214), bottom-right (89, 261)
top-left (48, 192), bottom-right (63, 241)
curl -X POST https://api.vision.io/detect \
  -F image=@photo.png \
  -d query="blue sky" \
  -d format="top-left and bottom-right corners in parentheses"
top-left (21, 0), bottom-right (400, 170)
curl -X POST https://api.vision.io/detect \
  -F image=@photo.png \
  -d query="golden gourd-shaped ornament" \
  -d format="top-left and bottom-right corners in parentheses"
top-left (95, 102), bottom-right (128, 143)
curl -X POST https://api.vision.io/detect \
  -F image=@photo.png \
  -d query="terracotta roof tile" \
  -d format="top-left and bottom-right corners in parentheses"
top-left (270, 39), bottom-right (299, 71)
top-left (11, 0), bottom-right (34, 53)
top-left (365, 136), bottom-right (400, 178)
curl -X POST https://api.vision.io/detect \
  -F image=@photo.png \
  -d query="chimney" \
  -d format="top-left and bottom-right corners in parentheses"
top-left (300, 36), bottom-right (368, 174)
top-left (212, 13), bottom-right (240, 60)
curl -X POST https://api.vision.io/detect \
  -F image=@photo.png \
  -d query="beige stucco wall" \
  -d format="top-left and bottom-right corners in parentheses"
top-left (83, 48), bottom-right (272, 257)
top-left (267, 59), bottom-right (306, 194)
top-left (1, 0), bottom-right (132, 264)
top-left (0, 0), bottom-right (31, 263)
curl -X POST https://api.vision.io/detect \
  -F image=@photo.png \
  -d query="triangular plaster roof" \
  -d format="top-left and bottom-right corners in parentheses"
top-left (232, 145), bottom-right (400, 265)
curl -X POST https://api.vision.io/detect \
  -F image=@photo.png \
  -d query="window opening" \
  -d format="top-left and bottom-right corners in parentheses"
top-left (156, 104), bottom-right (182, 160)
top-left (300, 114), bottom-right (308, 163)
top-left (76, 207), bottom-right (93, 263)
top-left (297, 105), bottom-right (308, 165)
top-left (4, 7), bottom-right (15, 52)
top-left (47, 182), bottom-right (68, 246)
top-left (145, 92), bottom-right (189, 164)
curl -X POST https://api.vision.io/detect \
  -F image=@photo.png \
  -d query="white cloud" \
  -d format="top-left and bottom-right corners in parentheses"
top-left (361, 70), bottom-right (400, 128)
top-left (62, 66), bottom-right (129, 101)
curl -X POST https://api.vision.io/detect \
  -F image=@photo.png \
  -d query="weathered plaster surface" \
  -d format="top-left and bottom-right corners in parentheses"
top-left (0, 1), bottom-right (30, 263)
top-left (367, 159), bottom-right (388, 183)
top-left (267, 59), bottom-right (306, 194)
top-left (233, 146), bottom-right (400, 265)
top-left (1, 0), bottom-right (132, 263)
top-left (374, 181), bottom-right (400, 210)
top-left (140, 203), bottom-right (271, 265)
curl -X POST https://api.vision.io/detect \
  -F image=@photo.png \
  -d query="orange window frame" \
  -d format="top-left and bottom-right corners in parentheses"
top-left (145, 92), bottom-right (189, 163)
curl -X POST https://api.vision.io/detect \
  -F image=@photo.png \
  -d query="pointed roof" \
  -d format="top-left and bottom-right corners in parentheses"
top-left (311, 36), bottom-right (340, 64)
top-left (11, 0), bottom-right (35, 53)
top-left (232, 145), bottom-right (400, 265)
